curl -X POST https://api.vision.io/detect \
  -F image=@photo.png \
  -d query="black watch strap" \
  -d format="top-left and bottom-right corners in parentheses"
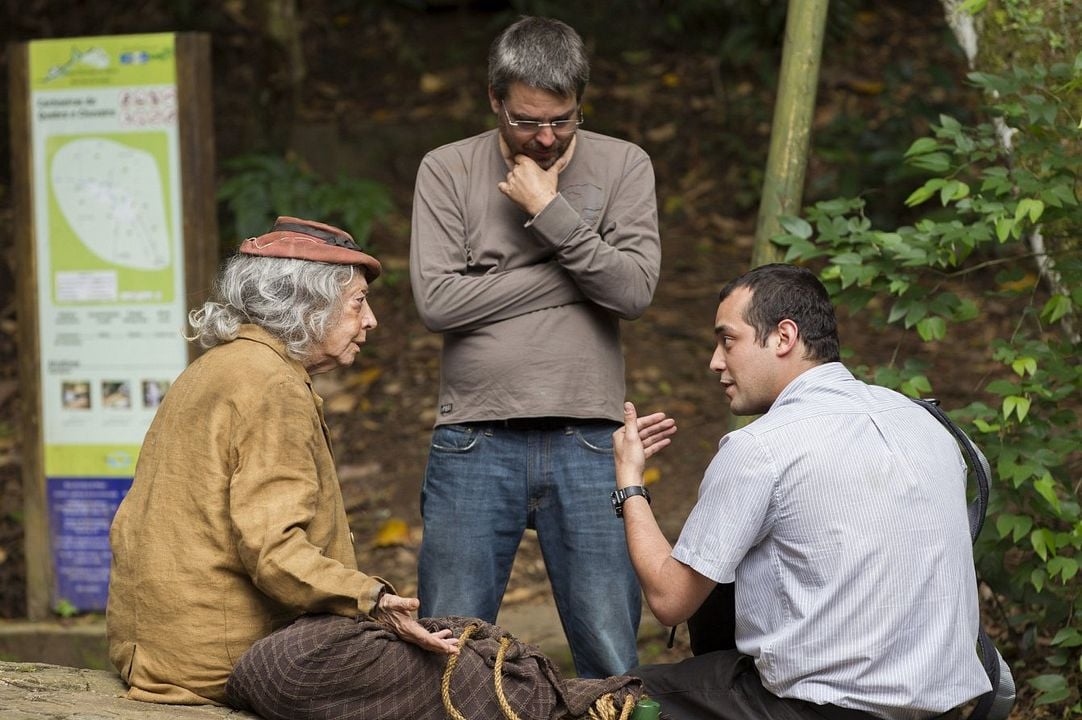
top-left (611, 485), bottom-right (651, 517)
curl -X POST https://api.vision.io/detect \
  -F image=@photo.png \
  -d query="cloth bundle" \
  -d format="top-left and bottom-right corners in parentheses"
top-left (226, 614), bottom-right (643, 720)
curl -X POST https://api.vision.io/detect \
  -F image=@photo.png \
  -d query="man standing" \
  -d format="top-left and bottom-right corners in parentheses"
top-left (409, 16), bottom-right (661, 678)
top-left (613, 264), bottom-right (991, 718)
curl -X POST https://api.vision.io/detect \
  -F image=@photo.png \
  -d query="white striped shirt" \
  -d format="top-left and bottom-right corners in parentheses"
top-left (673, 363), bottom-right (991, 719)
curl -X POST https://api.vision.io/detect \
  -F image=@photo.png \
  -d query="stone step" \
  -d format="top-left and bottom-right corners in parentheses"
top-left (0, 661), bottom-right (256, 719)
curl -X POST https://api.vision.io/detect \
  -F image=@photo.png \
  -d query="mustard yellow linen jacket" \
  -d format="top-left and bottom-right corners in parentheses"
top-left (107, 324), bottom-right (386, 704)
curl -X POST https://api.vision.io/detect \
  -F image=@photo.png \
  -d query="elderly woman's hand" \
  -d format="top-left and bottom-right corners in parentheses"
top-left (373, 593), bottom-right (460, 655)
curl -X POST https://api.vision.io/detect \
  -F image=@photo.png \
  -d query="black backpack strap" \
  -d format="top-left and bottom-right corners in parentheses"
top-left (911, 398), bottom-right (990, 542)
top-left (913, 398), bottom-right (1015, 720)
top-left (970, 627), bottom-right (1016, 720)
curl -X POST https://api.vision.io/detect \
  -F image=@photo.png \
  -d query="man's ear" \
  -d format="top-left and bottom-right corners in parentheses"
top-left (488, 86), bottom-right (500, 115)
top-left (775, 318), bottom-right (801, 356)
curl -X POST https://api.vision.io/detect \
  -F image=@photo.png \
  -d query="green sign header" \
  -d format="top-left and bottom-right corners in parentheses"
top-left (29, 33), bottom-right (176, 90)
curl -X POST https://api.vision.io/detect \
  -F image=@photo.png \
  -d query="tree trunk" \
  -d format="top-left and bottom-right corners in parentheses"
top-left (247, 0), bottom-right (306, 151)
top-left (749, 0), bottom-right (830, 268)
top-left (735, 0), bottom-right (829, 431)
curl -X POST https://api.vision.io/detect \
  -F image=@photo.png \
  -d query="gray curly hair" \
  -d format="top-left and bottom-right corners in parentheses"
top-left (188, 255), bottom-right (355, 360)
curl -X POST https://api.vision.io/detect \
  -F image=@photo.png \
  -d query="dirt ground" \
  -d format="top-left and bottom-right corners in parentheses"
top-left (0, 0), bottom-right (1026, 688)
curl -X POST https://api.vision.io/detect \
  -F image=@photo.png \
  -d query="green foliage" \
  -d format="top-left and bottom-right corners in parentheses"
top-left (986, 0), bottom-right (1077, 56)
top-left (217, 153), bottom-right (392, 251)
top-left (810, 63), bottom-right (971, 228)
top-left (53, 599), bottom-right (78, 619)
top-left (774, 55), bottom-right (1081, 711)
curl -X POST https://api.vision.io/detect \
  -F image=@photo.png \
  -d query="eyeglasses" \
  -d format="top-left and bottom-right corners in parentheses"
top-left (501, 102), bottom-right (583, 136)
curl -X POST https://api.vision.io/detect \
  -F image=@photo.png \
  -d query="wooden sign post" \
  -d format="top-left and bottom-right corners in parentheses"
top-left (8, 33), bottom-right (217, 619)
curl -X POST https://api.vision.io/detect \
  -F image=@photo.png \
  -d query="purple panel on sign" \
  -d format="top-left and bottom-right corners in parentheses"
top-left (46, 477), bottom-right (132, 612)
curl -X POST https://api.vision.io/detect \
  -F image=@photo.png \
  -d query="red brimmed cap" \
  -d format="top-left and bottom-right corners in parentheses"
top-left (237, 216), bottom-right (382, 281)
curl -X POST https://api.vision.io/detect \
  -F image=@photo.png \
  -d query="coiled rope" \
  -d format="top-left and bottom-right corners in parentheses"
top-left (585, 692), bottom-right (636, 720)
top-left (440, 623), bottom-right (478, 720)
top-left (493, 634), bottom-right (522, 720)
top-left (441, 623), bottom-right (635, 720)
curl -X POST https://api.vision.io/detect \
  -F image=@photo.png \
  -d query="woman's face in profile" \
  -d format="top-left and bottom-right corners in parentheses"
top-left (304, 274), bottom-right (377, 375)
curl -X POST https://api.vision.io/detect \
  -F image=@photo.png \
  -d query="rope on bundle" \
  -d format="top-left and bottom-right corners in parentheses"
top-left (440, 623), bottom-right (636, 720)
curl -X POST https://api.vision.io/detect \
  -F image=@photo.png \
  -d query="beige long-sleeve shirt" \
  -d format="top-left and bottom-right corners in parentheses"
top-left (107, 325), bottom-right (385, 704)
top-left (410, 129), bottom-right (661, 425)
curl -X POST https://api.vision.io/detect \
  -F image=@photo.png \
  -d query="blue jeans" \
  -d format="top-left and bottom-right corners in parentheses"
top-left (417, 420), bottom-right (641, 678)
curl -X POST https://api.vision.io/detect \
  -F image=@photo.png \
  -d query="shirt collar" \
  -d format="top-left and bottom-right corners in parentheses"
top-left (772, 362), bottom-right (853, 409)
top-left (235, 324), bottom-right (313, 386)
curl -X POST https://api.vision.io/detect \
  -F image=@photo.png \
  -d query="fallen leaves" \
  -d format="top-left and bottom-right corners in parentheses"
top-left (645, 122), bottom-right (677, 143)
top-left (373, 517), bottom-right (411, 548)
top-left (419, 73), bottom-right (447, 94)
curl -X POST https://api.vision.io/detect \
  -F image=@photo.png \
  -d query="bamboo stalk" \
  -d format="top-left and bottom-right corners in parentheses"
top-left (750, 0), bottom-right (830, 268)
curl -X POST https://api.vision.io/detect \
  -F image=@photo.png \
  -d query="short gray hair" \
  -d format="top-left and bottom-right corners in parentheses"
top-left (488, 16), bottom-right (589, 103)
top-left (188, 255), bottom-right (354, 359)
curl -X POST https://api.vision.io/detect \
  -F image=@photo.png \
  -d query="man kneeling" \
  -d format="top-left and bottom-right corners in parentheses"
top-left (612, 264), bottom-right (991, 720)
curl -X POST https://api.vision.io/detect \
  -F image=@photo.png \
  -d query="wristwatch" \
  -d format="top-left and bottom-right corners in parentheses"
top-left (611, 485), bottom-right (651, 518)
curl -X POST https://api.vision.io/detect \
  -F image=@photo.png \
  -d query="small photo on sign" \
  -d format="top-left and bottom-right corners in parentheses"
top-left (61, 380), bottom-right (91, 410)
top-left (142, 379), bottom-right (170, 408)
top-left (102, 380), bottom-right (131, 409)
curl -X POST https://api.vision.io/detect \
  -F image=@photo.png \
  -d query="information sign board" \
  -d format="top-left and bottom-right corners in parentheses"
top-left (22, 33), bottom-right (193, 612)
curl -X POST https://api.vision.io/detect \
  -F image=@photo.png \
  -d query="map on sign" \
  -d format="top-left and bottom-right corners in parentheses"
top-left (50, 137), bottom-right (170, 270)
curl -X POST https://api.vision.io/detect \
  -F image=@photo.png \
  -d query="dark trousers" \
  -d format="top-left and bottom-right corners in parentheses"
top-left (636, 584), bottom-right (959, 720)
top-left (629, 651), bottom-right (879, 720)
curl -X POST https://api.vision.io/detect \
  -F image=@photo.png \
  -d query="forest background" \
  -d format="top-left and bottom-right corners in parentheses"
top-left (0, 0), bottom-right (1078, 717)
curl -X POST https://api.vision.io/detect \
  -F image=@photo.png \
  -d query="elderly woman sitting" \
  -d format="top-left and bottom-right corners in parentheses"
top-left (107, 217), bottom-right (459, 705)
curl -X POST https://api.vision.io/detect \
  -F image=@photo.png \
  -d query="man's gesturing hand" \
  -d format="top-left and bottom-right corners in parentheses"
top-left (612, 401), bottom-right (677, 489)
